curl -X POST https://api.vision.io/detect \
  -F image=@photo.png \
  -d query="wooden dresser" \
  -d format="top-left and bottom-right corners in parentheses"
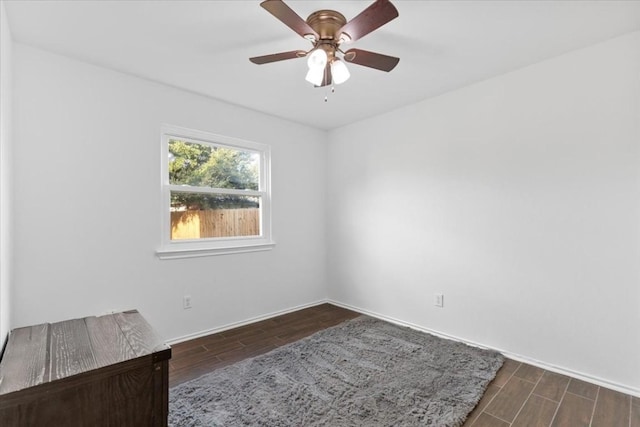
top-left (0, 310), bottom-right (171, 426)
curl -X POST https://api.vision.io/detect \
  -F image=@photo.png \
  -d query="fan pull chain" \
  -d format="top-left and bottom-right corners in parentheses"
top-left (324, 86), bottom-right (336, 103)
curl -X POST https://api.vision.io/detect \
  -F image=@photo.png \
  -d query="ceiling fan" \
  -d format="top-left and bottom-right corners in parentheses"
top-left (250, 0), bottom-right (400, 87)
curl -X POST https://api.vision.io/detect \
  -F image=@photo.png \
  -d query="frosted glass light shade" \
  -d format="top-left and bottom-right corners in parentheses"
top-left (307, 48), bottom-right (327, 70)
top-left (331, 59), bottom-right (350, 85)
top-left (305, 67), bottom-right (324, 86)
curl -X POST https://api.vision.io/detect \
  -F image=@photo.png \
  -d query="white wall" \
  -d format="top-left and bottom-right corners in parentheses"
top-left (0, 1), bottom-right (13, 351)
top-left (12, 44), bottom-right (328, 341)
top-left (0, 0), bottom-right (13, 349)
top-left (327, 31), bottom-right (640, 392)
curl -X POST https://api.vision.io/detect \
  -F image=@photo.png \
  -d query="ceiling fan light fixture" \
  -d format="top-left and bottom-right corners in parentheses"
top-left (331, 59), bottom-right (350, 84)
top-left (251, 0), bottom-right (400, 90)
top-left (307, 48), bottom-right (328, 70)
top-left (305, 66), bottom-right (325, 86)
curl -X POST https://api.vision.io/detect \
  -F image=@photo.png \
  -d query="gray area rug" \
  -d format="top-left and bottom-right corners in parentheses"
top-left (169, 316), bottom-right (504, 426)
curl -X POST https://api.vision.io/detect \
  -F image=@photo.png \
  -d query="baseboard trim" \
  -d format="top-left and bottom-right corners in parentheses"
top-left (327, 299), bottom-right (640, 398)
top-left (166, 299), bottom-right (329, 345)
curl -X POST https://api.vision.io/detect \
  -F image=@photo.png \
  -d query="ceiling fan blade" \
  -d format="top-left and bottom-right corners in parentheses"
top-left (343, 48), bottom-right (399, 72)
top-left (250, 50), bottom-right (306, 65)
top-left (260, 0), bottom-right (319, 41)
top-left (338, 0), bottom-right (398, 44)
top-left (318, 64), bottom-right (332, 87)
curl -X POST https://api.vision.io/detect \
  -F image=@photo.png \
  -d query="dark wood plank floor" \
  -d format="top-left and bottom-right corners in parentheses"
top-left (169, 303), bottom-right (638, 427)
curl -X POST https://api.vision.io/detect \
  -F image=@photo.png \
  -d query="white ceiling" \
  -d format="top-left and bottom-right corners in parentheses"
top-left (5, 1), bottom-right (640, 130)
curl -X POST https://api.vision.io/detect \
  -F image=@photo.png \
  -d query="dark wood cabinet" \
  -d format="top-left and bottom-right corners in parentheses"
top-left (0, 310), bottom-right (171, 426)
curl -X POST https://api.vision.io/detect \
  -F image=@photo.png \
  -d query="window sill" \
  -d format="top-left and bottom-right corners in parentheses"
top-left (156, 241), bottom-right (275, 260)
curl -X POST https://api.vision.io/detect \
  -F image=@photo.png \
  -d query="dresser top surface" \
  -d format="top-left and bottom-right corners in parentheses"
top-left (0, 310), bottom-right (171, 395)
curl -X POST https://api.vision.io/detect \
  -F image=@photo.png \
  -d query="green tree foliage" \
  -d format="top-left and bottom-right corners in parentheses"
top-left (169, 140), bottom-right (259, 210)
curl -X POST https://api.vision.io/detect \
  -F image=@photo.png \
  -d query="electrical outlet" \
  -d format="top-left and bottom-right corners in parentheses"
top-left (434, 293), bottom-right (444, 308)
top-left (183, 295), bottom-right (192, 310)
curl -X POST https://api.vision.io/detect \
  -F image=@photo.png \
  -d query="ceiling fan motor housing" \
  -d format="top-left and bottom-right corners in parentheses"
top-left (306, 10), bottom-right (348, 44)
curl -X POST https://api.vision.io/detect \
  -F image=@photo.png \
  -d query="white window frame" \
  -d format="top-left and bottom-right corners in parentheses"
top-left (156, 124), bottom-right (274, 259)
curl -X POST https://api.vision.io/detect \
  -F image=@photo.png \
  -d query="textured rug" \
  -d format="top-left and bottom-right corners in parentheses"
top-left (169, 316), bottom-right (504, 426)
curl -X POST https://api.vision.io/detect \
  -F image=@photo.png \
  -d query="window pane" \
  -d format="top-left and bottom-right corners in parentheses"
top-left (170, 192), bottom-right (260, 240)
top-left (168, 139), bottom-right (259, 190)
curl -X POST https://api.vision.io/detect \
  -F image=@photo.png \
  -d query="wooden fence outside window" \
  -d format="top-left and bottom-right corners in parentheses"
top-left (171, 208), bottom-right (259, 239)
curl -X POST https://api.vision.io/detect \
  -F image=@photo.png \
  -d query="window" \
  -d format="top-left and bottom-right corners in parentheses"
top-left (157, 125), bottom-right (273, 259)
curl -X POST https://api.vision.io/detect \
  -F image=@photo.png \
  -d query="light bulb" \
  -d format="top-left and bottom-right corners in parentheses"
top-left (305, 67), bottom-right (324, 86)
top-left (331, 59), bottom-right (350, 85)
top-left (307, 48), bottom-right (327, 70)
